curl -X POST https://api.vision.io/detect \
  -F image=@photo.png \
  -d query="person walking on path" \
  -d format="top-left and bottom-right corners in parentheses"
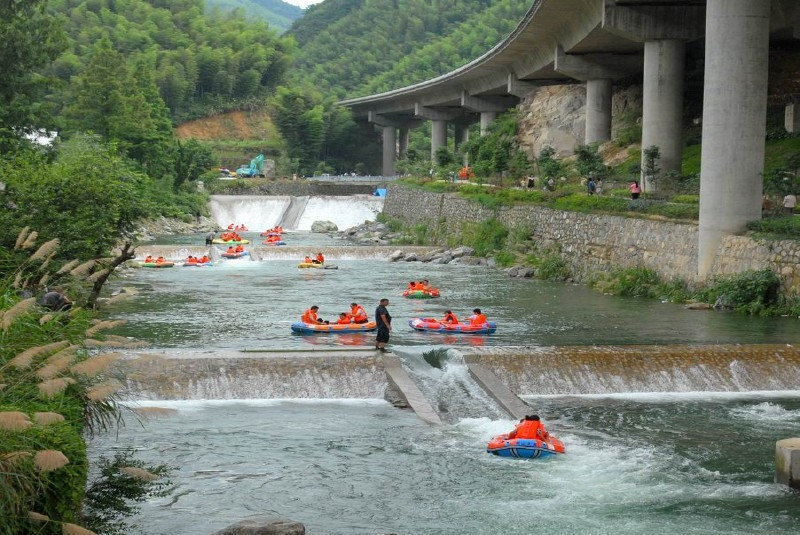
top-left (783, 192), bottom-right (797, 215)
top-left (629, 180), bottom-right (642, 200)
top-left (375, 298), bottom-right (391, 352)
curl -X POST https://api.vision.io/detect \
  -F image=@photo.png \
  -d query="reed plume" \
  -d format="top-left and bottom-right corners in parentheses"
top-left (56, 259), bottom-right (80, 275)
top-left (21, 231), bottom-right (39, 249)
top-left (87, 268), bottom-right (110, 282)
top-left (34, 412), bottom-right (66, 425)
top-left (30, 238), bottom-right (59, 262)
top-left (1, 297), bottom-right (36, 330)
top-left (39, 273), bottom-right (50, 286)
top-left (69, 259), bottom-right (96, 278)
top-left (0, 411), bottom-right (32, 431)
top-left (9, 340), bottom-right (70, 370)
top-left (36, 355), bottom-right (76, 380)
top-left (34, 450), bottom-right (69, 471)
top-left (86, 379), bottom-right (123, 401)
top-left (38, 377), bottom-right (75, 398)
top-left (70, 353), bottom-right (119, 377)
top-left (2, 451), bottom-right (32, 463)
top-left (85, 319), bottom-right (126, 336)
top-left (14, 226), bottom-right (30, 249)
top-left (12, 272), bottom-right (23, 289)
top-left (39, 251), bottom-right (58, 272)
top-left (62, 523), bottom-right (98, 535)
top-left (120, 466), bottom-right (159, 481)
top-left (27, 511), bottom-right (49, 522)
top-left (39, 313), bottom-right (54, 325)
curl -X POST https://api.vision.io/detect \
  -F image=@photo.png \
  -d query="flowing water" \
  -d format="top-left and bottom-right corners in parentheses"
top-left (94, 197), bottom-right (800, 534)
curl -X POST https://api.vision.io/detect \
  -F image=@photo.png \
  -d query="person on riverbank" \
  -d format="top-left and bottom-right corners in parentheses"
top-left (587, 178), bottom-right (596, 195)
top-left (205, 231), bottom-right (214, 246)
top-left (350, 303), bottom-right (368, 324)
top-left (375, 298), bottom-right (391, 352)
top-left (302, 305), bottom-right (327, 324)
top-left (469, 308), bottom-right (487, 325)
top-left (442, 310), bottom-right (459, 324)
top-left (629, 180), bottom-right (642, 200)
top-left (507, 414), bottom-right (550, 441)
top-left (783, 192), bottom-right (797, 215)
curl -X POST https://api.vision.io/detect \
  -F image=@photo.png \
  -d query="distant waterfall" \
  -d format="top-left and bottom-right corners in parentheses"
top-left (209, 195), bottom-right (384, 231)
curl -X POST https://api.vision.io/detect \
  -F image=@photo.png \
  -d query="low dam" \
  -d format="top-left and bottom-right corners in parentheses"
top-left (119, 344), bottom-right (800, 408)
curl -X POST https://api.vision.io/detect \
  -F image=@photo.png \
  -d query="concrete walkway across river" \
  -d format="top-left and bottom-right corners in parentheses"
top-left (118, 344), bottom-right (800, 424)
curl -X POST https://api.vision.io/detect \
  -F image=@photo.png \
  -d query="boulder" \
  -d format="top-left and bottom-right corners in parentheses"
top-left (450, 246), bottom-right (475, 258)
top-left (310, 220), bottom-right (338, 233)
top-left (211, 514), bottom-right (305, 535)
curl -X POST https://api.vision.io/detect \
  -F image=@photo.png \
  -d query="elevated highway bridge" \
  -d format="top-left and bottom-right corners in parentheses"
top-left (339, 0), bottom-right (800, 275)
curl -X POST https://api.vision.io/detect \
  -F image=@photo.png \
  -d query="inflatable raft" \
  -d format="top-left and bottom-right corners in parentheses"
top-left (221, 251), bottom-right (249, 259)
top-left (212, 238), bottom-right (250, 245)
top-left (263, 240), bottom-right (286, 246)
top-left (408, 317), bottom-right (497, 334)
top-left (403, 289), bottom-right (440, 299)
top-left (291, 321), bottom-right (377, 334)
top-left (486, 435), bottom-right (565, 459)
top-left (298, 262), bottom-right (324, 269)
top-left (140, 262), bottom-right (174, 268)
top-left (182, 262), bottom-right (213, 267)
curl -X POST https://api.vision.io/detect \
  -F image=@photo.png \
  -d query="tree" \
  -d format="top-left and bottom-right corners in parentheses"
top-left (574, 144), bottom-right (608, 179)
top-left (0, 0), bottom-right (66, 151)
top-left (0, 135), bottom-right (153, 260)
top-left (642, 145), bottom-right (662, 194)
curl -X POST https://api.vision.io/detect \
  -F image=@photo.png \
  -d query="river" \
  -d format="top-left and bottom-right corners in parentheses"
top-left (94, 222), bottom-right (800, 535)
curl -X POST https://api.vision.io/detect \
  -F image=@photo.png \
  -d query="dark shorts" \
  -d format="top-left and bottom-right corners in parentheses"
top-left (376, 328), bottom-right (390, 343)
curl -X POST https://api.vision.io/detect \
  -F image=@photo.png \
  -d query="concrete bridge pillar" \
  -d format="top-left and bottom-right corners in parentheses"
top-left (454, 123), bottom-right (470, 149)
top-left (382, 125), bottom-right (397, 177)
top-left (641, 39), bottom-right (685, 192)
top-left (585, 78), bottom-right (613, 144)
top-left (399, 126), bottom-right (410, 159)
top-left (698, 0), bottom-right (771, 276)
top-left (776, 438), bottom-right (800, 489)
top-left (431, 119), bottom-right (448, 160)
top-left (480, 112), bottom-right (498, 136)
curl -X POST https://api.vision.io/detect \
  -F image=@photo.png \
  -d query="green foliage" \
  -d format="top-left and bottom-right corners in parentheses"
top-left (746, 216), bottom-right (800, 239)
top-left (205, 0), bottom-right (303, 33)
top-left (694, 269), bottom-right (781, 315)
top-left (46, 0), bottom-right (295, 123)
top-left (83, 451), bottom-right (173, 535)
top-left (290, 0), bottom-right (529, 99)
top-left (574, 144), bottom-right (608, 179)
top-left (534, 253), bottom-right (570, 281)
top-left (463, 111), bottom-right (526, 179)
top-left (536, 146), bottom-right (564, 179)
top-left (458, 218), bottom-right (508, 256)
top-left (672, 194), bottom-right (699, 204)
top-left (0, 0), bottom-right (67, 152)
top-left (592, 267), bottom-right (662, 298)
top-left (553, 194), bottom-right (629, 213)
top-left (493, 250), bottom-right (516, 267)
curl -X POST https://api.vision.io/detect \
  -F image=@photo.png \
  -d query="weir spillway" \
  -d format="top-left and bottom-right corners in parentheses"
top-left (118, 345), bottom-right (800, 423)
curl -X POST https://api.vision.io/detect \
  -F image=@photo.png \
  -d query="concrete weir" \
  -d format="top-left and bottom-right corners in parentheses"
top-left (118, 344), bottom-right (800, 425)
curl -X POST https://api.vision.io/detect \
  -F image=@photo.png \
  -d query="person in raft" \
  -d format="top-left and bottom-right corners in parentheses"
top-left (227, 246), bottom-right (235, 254)
top-left (468, 308), bottom-right (487, 325)
top-left (375, 298), bottom-right (391, 352)
top-left (303, 255), bottom-right (313, 264)
top-left (302, 305), bottom-right (328, 324)
top-left (507, 414), bottom-right (550, 441)
top-left (337, 312), bottom-right (352, 325)
top-left (442, 310), bottom-right (459, 324)
top-left (144, 255), bottom-right (154, 263)
top-left (312, 252), bottom-right (324, 264)
top-left (350, 302), bottom-right (368, 324)
top-left (234, 244), bottom-right (244, 253)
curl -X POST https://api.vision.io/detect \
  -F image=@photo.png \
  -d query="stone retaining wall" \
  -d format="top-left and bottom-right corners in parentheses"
top-left (383, 185), bottom-right (800, 291)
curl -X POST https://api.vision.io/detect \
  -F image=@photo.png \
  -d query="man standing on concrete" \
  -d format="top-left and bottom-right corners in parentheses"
top-left (375, 298), bottom-right (391, 352)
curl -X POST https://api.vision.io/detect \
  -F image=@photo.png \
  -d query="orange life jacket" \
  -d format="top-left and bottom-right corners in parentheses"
top-left (156, 257), bottom-right (165, 263)
top-left (304, 257), bottom-right (312, 263)
top-left (200, 256), bottom-right (209, 263)
top-left (337, 316), bottom-right (352, 325)
top-left (470, 313), bottom-right (487, 325)
top-left (235, 245), bottom-right (244, 252)
top-left (227, 247), bottom-right (235, 253)
top-left (316, 254), bottom-right (324, 263)
top-left (443, 312), bottom-right (459, 324)
top-left (351, 305), bottom-right (367, 322)
top-left (145, 256), bottom-right (153, 263)
top-left (301, 309), bottom-right (318, 323)
top-left (509, 420), bottom-right (548, 440)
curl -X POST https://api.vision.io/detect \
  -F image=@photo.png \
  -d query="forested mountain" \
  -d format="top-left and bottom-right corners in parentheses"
top-left (205, 0), bottom-right (303, 33)
top-left (288, 0), bottom-right (531, 98)
top-left (45, 0), bottom-right (295, 122)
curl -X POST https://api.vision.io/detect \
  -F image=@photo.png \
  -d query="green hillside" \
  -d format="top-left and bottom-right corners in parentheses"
top-left (205, 0), bottom-right (303, 33)
top-left (288, 0), bottom-right (531, 98)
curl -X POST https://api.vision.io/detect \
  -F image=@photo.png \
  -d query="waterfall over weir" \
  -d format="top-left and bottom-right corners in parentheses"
top-left (209, 194), bottom-right (384, 231)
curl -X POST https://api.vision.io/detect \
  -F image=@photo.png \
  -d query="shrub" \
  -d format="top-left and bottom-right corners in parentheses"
top-left (746, 216), bottom-right (800, 239)
top-left (593, 267), bottom-right (662, 298)
top-left (459, 218), bottom-right (509, 256)
top-left (493, 250), bottom-right (516, 267)
top-left (693, 269), bottom-right (781, 314)
top-left (535, 253), bottom-right (570, 281)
